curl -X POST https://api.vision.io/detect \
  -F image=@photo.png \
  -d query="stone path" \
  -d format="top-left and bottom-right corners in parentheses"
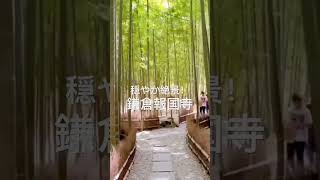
top-left (151, 144), bottom-right (174, 180)
top-left (126, 123), bottom-right (210, 180)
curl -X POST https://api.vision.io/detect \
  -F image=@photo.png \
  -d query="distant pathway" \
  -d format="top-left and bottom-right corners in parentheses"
top-left (126, 123), bottom-right (210, 180)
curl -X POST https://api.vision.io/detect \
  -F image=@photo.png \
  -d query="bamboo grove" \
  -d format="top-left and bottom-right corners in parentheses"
top-left (20, 0), bottom-right (111, 179)
top-left (7, 0), bottom-right (320, 179)
top-left (109, 0), bottom-right (210, 147)
top-left (209, 0), bottom-right (320, 178)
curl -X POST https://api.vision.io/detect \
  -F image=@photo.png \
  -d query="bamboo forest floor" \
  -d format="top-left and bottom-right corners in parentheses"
top-left (126, 122), bottom-right (210, 180)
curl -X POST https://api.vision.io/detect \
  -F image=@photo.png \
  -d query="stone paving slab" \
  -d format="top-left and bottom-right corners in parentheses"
top-left (152, 161), bottom-right (173, 172)
top-left (152, 153), bottom-right (172, 162)
top-left (152, 144), bottom-right (167, 147)
top-left (149, 172), bottom-right (176, 180)
top-left (152, 147), bottom-right (169, 153)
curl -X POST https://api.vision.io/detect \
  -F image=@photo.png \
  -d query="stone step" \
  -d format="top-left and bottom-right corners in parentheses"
top-left (152, 146), bottom-right (170, 153)
top-left (152, 161), bottom-right (173, 172)
top-left (153, 153), bottom-right (172, 162)
top-left (152, 144), bottom-right (167, 147)
top-left (149, 172), bottom-right (176, 180)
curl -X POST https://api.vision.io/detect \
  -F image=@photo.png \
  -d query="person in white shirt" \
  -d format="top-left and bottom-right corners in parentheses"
top-left (286, 93), bottom-right (312, 172)
top-left (199, 91), bottom-right (208, 115)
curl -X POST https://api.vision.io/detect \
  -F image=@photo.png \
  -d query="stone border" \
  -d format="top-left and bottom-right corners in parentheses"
top-left (187, 133), bottom-right (210, 173)
top-left (113, 146), bottom-right (136, 180)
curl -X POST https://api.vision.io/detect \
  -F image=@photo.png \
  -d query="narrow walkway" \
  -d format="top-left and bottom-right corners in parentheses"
top-left (126, 123), bottom-right (210, 180)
